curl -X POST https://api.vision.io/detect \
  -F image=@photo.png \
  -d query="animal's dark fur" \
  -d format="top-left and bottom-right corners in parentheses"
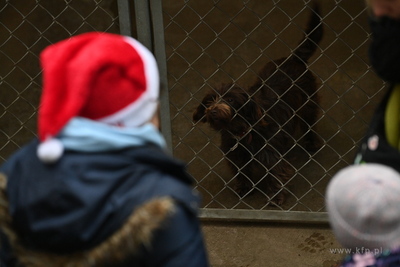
top-left (193, 3), bottom-right (323, 205)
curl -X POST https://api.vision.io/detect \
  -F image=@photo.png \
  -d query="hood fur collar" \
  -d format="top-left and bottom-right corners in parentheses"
top-left (0, 173), bottom-right (175, 267)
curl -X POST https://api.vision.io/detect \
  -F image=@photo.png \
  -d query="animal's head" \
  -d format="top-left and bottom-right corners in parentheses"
top-left (193, 84), bottom-right (267, 135)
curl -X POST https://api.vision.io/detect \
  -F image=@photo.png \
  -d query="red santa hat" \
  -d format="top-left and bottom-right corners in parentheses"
top-left (37, 32), bottom-right (159, 163)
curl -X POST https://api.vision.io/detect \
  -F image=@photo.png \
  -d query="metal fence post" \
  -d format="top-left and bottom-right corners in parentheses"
top-left (117, 0), bottom-right (133, 36)
top-left (118, 0), bottom-right (173, 152)
top-left (150, 0), bottom-right (173, 152)
top-left (133, 0), bottom-right (153, 50)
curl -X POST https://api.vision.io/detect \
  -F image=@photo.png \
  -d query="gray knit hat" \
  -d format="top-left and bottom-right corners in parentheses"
top-left (326, 163), bottom-right (400, 251)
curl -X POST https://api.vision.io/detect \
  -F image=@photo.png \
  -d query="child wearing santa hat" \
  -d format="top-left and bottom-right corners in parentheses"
top-left (0, 32), bottom-right (209, 267)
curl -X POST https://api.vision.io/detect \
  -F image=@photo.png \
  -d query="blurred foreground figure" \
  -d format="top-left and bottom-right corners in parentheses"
top-left (326, 164), bottom-right (400, 267)
top-left (355, 0), bottom-right (400, 168)
top-left (0, 32), bottom-right (209, 267)
top-left (328, 1), bottom-right (400, 266)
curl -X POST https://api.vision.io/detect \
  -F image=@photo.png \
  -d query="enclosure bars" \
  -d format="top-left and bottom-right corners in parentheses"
top-left (199, 209), bottom-right (329, 224)
top-left (117, 0), bottom-right (173, 152)
top-left (116, 0), bottom-right (330, 224)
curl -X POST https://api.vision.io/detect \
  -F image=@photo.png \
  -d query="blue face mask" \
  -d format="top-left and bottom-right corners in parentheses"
top-left (369, 16), bottom-right (400, 83)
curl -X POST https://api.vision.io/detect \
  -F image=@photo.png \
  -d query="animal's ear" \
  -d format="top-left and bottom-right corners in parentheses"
top-left (193, 103), bottom-right (207, 123)
top-left (193, 95), bottom-right (212, 123)
top-left (243, 98), bottom-right (268, 127)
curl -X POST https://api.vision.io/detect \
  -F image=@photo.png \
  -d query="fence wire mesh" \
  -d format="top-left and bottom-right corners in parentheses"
top-left (0, 0), bottom-right (388, 221)
top-left (162, 0), bottom-right (387, 216)
top-left (0, 0), bottom-right (119, 162)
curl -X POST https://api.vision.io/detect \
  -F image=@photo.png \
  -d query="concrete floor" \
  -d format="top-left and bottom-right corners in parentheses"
top-left (202, 221), bottom-right (343, 267)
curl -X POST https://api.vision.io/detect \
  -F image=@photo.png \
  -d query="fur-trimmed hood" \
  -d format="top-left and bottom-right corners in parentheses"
top-left (0, 172), bottom-right (175, 266)
top-left (0, 140), bottom-right (201, 266)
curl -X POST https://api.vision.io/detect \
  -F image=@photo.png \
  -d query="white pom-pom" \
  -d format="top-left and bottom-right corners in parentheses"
top-left (37, 138), bottom-right (64, 163)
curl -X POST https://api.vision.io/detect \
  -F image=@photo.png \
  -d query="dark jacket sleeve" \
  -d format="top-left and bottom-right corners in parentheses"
top-left (133, 203), bottom-right (209, 267)
top-left (0, 230), bottom-right (17, 267)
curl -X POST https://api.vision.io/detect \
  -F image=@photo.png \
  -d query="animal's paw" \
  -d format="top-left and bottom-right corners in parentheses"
top-left (271, 191), bottom-right (286, 206)
top-left (233, 179), bottom-right (252, 197)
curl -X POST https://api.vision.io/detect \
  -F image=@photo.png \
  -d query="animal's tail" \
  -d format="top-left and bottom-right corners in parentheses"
top-left (293, 2), bottom-right (323, 62)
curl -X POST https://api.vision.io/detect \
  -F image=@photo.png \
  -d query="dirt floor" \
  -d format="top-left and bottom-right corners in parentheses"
top-left (202, 221), bottom-right (344, 267)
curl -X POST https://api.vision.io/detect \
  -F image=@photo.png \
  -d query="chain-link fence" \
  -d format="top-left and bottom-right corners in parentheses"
top-left (163, 0), bottom-right (386, 222)
top-left (0, 0), bottom-right (120, 161)
top-left (1, 0), bottom-right (387, 223)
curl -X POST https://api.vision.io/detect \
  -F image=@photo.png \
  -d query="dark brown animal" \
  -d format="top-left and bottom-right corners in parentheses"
top-left (193, 3), bottom-right (323, 205)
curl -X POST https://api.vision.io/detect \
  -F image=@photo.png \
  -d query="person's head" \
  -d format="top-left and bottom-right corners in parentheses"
top-left (367, 0), bottom-right (400, 20)
top-left (326, 163), bottom-right (400, 251)
top-left (37, 32), bottom-right (160, 162)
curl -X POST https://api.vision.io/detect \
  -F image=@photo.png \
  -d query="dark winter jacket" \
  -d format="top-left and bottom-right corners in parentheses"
top-left (0, 139), bottom-right (209, 267)
top-left (340, 249), bottom-right (400, 267)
